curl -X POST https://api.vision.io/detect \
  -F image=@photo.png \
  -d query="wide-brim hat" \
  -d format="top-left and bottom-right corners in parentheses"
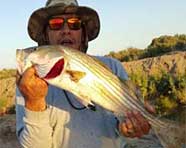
top-left (28, 0), bottom-right (100, 43)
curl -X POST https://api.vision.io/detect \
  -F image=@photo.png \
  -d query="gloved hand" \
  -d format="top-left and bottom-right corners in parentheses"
top-left (119, 101), bottom-right (156, 138)
top-left (17, 67), bottom-right (48, 111)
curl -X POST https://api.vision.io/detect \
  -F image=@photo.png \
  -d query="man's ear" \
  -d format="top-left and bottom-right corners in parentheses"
top-left (38, 27), bottom-right (49, 46)
top-left (81, 25), bottom-right (88, 52)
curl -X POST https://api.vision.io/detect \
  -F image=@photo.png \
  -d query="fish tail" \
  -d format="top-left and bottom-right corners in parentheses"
top-left (152, 120), bottom-right (186, 148)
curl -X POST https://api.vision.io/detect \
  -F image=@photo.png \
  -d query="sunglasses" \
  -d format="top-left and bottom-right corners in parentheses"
top-left (48, 17), bottom-right (82, 30)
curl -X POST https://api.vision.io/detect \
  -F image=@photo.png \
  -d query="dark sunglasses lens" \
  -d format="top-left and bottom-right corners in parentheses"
top-left (68, 18), bottom-right (82, 30)
top-left (49, 18), bottom-right (64, 30)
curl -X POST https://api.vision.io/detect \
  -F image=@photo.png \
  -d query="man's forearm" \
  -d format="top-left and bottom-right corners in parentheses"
top-left (16, 86), bottom-right (53, 148)
top-left (18, 108), bottom-right (53, 148)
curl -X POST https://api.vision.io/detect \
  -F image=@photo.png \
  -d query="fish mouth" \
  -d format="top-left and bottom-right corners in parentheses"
top-left (44, 58), bottom-right (65, 79)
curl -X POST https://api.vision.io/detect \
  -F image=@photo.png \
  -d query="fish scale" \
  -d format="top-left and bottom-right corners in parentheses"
top-left (65, 49), bottom-right (155, 116)
top-left (64, 48), bottom-right (169, 127)
top-left (67, 55), bottom-right (130, 111)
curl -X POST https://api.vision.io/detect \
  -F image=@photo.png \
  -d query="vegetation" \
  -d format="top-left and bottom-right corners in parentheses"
top-left (129, 70), bottom-right (186, 121)
top-left (0, 69), bottom-right (16, 115)
top-left (106, 34), bottom-right (186, 62)
top-left (0, 96), bottom-right (8, 111)
top-left (0, 69), bottom-right (16, 79)
top-left (146, 34), bottom-right (186, 57)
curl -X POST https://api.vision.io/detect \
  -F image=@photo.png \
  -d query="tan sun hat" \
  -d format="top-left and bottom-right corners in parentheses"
top-left (28, 0), bottom-right (100, 43)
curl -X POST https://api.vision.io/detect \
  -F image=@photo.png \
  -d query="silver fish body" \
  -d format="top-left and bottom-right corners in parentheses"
top-left (16, 45), bottom-right (186, 148)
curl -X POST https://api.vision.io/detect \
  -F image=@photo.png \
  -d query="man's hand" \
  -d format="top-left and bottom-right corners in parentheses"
top-left (119, 101), bottom-right (156, 138)
top-left (17, 67), bottom-right (48, 111)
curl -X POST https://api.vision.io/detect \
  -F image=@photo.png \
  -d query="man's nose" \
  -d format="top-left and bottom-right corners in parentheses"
top-left (61, 22), bottom-right (70, 34)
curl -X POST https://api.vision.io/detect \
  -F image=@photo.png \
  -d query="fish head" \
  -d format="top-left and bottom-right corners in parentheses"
top-left (17, 45), bottom-right (86, 84)
top-left (27, 45), bottom-right (67, 79)
top-left (16, 45), bottom-right (68, 79)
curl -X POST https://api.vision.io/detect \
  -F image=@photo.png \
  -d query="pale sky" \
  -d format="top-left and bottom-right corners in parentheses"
top-left (0, 0), bottom-right (186, 68)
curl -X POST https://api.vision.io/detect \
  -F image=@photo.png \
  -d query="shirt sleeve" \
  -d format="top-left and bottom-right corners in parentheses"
top-left (95, 56), bottom-right (128, 80)
top-left (16, 87), bottom-right (53, 148)
top-left (110, 58), bottom-right (128, 80)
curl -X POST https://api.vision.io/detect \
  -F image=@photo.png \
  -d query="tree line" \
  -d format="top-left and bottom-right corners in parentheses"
top-left (106, 34), bottom-right (186, 62)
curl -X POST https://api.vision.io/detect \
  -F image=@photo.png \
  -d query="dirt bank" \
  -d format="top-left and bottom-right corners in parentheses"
top-left (0, 114), bottom-right (20, 148)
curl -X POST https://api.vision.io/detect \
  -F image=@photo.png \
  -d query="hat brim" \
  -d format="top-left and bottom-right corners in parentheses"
top-left (28, 5), bottom-right (100, 42)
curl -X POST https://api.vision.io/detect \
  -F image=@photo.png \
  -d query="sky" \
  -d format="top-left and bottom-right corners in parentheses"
top-left (0, 0), bottom-right (186, 68)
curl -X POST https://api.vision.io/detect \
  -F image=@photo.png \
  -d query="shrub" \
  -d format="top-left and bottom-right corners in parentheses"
top-left (129, 72), bottom-right (186, 120)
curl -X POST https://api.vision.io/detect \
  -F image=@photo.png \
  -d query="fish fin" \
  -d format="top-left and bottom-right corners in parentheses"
top-left (66, 70), bottom-right (86, 82)
top-left (152, 120), bottom-right (186, 148)
top-left (75, 96), bottom-right (95, 108)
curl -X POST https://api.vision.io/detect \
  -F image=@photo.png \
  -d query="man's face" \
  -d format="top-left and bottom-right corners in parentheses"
top-left (46, 14), bottom-right (83, 51)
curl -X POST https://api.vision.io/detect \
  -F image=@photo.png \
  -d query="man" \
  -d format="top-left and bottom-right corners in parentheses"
top-left (16, 0), bottom-right (162, 147)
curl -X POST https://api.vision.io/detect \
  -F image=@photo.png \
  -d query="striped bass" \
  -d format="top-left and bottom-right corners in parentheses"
top-left (16, 45), bottom-right (185, 148)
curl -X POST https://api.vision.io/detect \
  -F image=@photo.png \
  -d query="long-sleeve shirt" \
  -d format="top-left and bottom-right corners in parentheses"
top-left (16, 56), bottom-right (162, 148)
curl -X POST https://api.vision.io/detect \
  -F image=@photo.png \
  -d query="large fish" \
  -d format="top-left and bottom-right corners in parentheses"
top-left (16, 45), bottom-right (185, 148)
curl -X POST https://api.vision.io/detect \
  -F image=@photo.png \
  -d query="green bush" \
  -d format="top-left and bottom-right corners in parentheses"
top-left (129, 72), bottom-right (186, 120)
